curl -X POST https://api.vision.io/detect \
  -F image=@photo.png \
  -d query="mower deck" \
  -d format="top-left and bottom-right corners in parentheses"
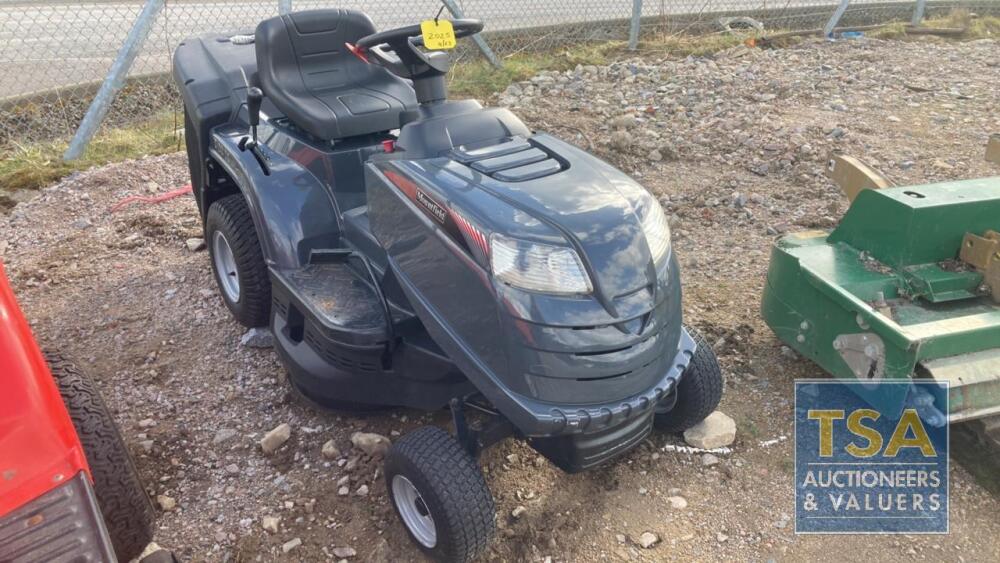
top-left (763, 177), bottom-right (1000, 422)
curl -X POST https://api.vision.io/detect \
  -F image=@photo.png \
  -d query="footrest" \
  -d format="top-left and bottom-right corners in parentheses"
top-left (272, 263), bottom-right (388, 344)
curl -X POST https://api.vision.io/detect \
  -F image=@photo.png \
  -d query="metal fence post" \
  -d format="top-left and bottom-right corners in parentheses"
top-left (912, 0), bottom-right (927, 26)
top-left (628, 0), bottom-right (643, 50)
top-left (278, 0), bottom-right (292, 15)
top-left (64, 0), bottom-right (165, 161)
top-left (823, 0), bottom-right (851, 38)
top-left (440, 0), bottom-right (501, 68)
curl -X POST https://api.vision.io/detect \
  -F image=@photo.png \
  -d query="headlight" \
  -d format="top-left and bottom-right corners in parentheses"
top-left (641, 204), bottom-right (672, 263)
top-left (490, 234), bottom-right (593, 295)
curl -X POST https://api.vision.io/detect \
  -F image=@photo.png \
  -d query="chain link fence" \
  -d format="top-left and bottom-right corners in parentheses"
top-left (1, 0), bottom-right (998, 166)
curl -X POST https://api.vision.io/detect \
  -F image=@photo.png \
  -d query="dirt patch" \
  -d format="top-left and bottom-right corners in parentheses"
top-left (2, 36), bottom-right (999, 562)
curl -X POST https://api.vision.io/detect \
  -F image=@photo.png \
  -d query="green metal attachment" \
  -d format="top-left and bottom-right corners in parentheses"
top-left (762, 177), bottom-right (1000, 421)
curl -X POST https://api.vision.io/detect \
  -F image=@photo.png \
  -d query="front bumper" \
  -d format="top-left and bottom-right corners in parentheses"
top-left (524, 327), bottom-right (696, 471)
top-left (530, 410), bottom-right (657, 472)
top-left (0, 472), bottom-right (114, 562)
top-left (508, 326), bottom-right (697, 437)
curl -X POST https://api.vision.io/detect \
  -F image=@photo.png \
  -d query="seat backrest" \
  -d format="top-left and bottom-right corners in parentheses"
top-left (255, 10), bottom-right (416, 140)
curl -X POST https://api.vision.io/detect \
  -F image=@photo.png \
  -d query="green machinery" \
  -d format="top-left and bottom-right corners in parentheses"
top-left (762, 174), bottom-right (1000, 428)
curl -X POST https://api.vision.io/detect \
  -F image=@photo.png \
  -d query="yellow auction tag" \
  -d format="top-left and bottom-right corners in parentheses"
top-left (420, 19), bottom-right (456, 50)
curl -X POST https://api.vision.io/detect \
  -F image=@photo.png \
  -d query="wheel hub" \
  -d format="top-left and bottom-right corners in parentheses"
top-left (392, 475), bottom-right (437, 548)
top-left (212, 230), bottom-right (240, 302)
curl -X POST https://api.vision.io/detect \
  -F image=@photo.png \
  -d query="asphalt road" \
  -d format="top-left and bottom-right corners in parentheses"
top-left (1, 0), bottom-right (910, 99)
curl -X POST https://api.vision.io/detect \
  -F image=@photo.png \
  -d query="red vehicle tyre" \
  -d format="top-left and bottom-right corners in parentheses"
top-left (47, 351), bottom-right (156, 561)
top-left (0, 261), bottom-right (155, 562)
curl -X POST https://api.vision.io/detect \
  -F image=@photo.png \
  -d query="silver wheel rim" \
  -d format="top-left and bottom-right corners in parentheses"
top-left (392, 475), bottom-right (437, 548)
top-left (212, 230), bottom-right (240, 302)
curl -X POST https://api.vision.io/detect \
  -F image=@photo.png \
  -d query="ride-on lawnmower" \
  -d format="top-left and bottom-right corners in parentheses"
top-left (174, 9), bottom-right (723, 560)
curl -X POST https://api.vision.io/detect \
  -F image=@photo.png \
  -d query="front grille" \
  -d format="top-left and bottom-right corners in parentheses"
top-left (574, 345), bottom-right (633, 357)
top-left (574, 358), bottom-right (658, 383)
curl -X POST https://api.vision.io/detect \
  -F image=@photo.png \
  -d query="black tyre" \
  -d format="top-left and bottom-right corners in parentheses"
top-left (205, 194), bottom-right (271, 327)
top-left (384, 426), bottom-right (495, 562)
top-left (654, 328), bottom-right (724, 433)
top-left (46, 352), bottom-right (155, 562)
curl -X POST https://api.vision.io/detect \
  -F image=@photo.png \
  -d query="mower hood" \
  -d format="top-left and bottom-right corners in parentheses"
top-left (463, 134), bottom-right (659, 300)
top-left (367, 131), bottom-right (683, 412)
top-left (389, 133), bottom-right (664, 305)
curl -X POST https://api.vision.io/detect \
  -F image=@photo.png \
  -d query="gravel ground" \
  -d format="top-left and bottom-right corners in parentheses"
top-left (3, 35), bottom-right (1000, 562)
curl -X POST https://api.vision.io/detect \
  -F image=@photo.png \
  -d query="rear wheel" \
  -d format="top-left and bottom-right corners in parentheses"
top-left (205, 194), bottom-right (270, 327)
top-left (47, 352), bottom-right (155, 562)
top-left (384, 426), bottom-right (495, 562)
top-left (654, 328), bottom-right (724, 433)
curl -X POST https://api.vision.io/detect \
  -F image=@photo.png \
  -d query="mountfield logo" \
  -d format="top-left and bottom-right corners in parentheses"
top-left (416, 189), bottom-right (448, 224)
top-left (795, 380), bottom-right (949, 534)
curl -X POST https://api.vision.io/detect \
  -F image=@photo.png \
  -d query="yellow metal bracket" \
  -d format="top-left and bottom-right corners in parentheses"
top-left (826, 153), bottom-right (893, 202)
top-left (960, 230), bottom-right (1000, 303)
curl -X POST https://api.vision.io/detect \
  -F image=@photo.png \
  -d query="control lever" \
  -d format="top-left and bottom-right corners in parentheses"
top-left (238, 87), bottom-right (270, 175)
top-left (246, 87), bottom-right (263, 147)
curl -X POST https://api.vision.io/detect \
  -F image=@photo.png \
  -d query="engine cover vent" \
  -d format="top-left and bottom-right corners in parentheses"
top-left (451, 136), bottom-right (563, 182)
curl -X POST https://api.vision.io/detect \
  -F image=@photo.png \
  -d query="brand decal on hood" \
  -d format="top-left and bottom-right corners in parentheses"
top-left (416, 189), bottom-right (448, 224)
top-left (382, 169), bottom-right (478, 258)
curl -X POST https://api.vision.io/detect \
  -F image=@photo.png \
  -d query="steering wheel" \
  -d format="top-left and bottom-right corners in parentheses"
top-left (351, 19), bottom-right (484, 81)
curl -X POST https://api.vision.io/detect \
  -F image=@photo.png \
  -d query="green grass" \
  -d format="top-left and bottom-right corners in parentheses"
top-left (944, 12), bottom-right (1000, 38)
top-left (635, 30), bottom-right (753, 56)
top-left (868, 22), bottom-right (910, 40)
top-left (964, 15), bottom-right (1000, 37)
top-left (1, 110), bottom-right (180, 194)
top-left (870, 11), bottom-right (1000, 40)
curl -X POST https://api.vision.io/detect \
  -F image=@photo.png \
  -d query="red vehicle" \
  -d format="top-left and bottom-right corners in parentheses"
top-left (0, 261), bottom-right (155, 561)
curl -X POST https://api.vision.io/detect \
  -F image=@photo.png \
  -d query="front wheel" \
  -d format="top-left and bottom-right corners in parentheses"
top-left (384, 426), bottom-right (495, 562)
top-left (654, 328), bottom-right (724, 433)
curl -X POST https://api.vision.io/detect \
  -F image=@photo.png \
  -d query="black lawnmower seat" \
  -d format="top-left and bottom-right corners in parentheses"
top-left (254, 9), bottom-right (417, 140)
